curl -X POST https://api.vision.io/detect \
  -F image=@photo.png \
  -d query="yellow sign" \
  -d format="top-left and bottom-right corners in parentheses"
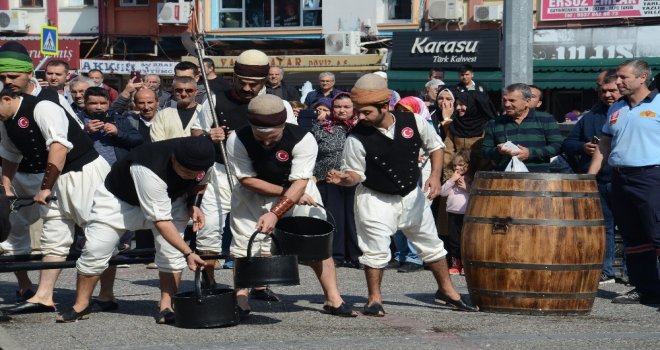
top-left (183, 54), bottom-right (385, 73)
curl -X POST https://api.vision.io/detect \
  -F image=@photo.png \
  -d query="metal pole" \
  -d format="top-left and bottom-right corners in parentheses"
top-left (503, 0), bottom-right (534, 86)
top-left (0, 254), bottom-right (224, 273)
top-left (184, 32), bottom-right (236, 190)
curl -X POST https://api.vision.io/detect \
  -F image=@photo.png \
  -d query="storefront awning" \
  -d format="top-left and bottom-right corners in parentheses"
top-left (388, 58), bottom-right (660, 91)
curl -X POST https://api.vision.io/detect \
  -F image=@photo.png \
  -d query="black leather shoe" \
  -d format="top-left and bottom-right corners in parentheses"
top-left (362, 302), bottom-right (386, 317)
top-left (434, 291), bottom-right (479, 312)
top-left (3, 301), bottom-right (56, 314)
top-left (250, 288), bottom-right (280, 302)
top-left (15, 289), bottom-right (35, 303)
top-left (323, 303), bottom-right (357, 317)
top-left (56, 307), bottom-right (90, 323)
top-left (156, 308), bottom-right (175, 324)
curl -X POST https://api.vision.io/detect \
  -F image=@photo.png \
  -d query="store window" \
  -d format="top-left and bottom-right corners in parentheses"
top-left (218, 0), bottom-right (322, 29)
top-left (120, 0), bottom-right (149, 6)
top-left (385, 0), bottom-right (411, 21)
top-left (20, 0), bottom-right (44, 7)
top-left (65, 0), bottom-right (96, 6)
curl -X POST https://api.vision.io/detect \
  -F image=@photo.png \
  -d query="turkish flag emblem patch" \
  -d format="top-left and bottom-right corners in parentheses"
top-left (401, 127), bottom-right (414, 139)
top-left (196, 171), bottom-right (206, 182)
top-left (17, 117), bottom-right (29, 128)
top-left (275, 150), bottom-right (290, 162)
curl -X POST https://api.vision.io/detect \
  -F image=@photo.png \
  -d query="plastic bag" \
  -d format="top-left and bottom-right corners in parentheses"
top-left (505, 156), bottom-right (529, 172)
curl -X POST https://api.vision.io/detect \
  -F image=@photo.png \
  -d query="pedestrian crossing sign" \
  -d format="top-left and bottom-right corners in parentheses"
top-left (40, 26), bottom-right (58, 56)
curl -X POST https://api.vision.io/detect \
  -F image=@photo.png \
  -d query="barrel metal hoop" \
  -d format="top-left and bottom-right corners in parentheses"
top-left (464, 216), bottom-right (606, 227)
top-left (474, 306), bottom-right (592, 315)
top-left (469, 288), bottom-right (598, 299)
top-left (464, 260), bottom-right (603, 271)
top-left (471, 189), bottom-right (600, 198)
top-left (475, 171), bottom-right (596, 181)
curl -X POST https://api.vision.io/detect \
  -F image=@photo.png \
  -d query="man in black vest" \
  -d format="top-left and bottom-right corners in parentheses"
top-left (226, 94), bottom-right (356, 317)
top-left (327, 74), bottom-right (478, 315)
top-left (191, 49), bottom-right (295, 273)
top-left (57, 137), bottom-right (213, 323)
top-left (0, 87), bottom-right (111, 315)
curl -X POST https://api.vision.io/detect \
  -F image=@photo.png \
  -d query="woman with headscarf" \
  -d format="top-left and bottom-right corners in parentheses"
top-left (433, 86), bottom-right (456, 140)
top-left (443, 90), bottom-right (493, 174)
top-left (312, 97), bottom-right (333, 122)
top-left (311, 92), bottom-right (362, 268)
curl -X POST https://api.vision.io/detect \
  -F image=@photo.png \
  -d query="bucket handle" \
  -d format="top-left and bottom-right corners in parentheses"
top-left (194, 267), bottom-right (205, 303)
top-left (246, 230), bottom-right (284, 260)
top-left (315, 204), bottom-right (336, 232)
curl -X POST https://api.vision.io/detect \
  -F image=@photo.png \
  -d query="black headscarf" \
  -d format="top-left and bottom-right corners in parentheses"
top-left (449, 90), bottom-right (495, 138)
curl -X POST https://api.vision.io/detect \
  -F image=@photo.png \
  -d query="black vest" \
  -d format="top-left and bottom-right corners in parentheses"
top-left (236, 124), bottom-right (308, 188)
top-left (5, 95), bottom-right (98, 174)
top-left (350, 111), bottom-right (422, 196)
top-left (15, 88), bottom-right (59, 173)
top-left (213, 90), bottom-right (251, 164)
top-left (105, 138), bottom-right (204, 206)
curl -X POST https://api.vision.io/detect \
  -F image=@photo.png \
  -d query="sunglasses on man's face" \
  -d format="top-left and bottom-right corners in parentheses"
top-left (174, 88), bottom-right (196, 94)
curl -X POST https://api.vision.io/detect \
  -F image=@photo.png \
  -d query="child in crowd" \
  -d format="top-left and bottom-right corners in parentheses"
top-left (440, 150), bottom-right (473, 275)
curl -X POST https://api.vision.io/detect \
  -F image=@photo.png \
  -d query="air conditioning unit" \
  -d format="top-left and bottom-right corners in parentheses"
top-left (474, 4), bottom-right (502, 22)
top-left (428, 0), bottom-right (463, 21)
top-left (0, 10), bottom-right (28, 33)
top-left (157, 2), bottom-right (191, 25)
top-left (325, 32), bottom-right (361, 55)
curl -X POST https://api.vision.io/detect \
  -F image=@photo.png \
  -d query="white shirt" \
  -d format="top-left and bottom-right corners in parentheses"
top-left (226, 130), bottom-right (317, 181)
top-left (341, 112), bottom-right (444, 181)
top-left (0, 97), bottom-right (74, 164)
top-left (130, 164), bottom-right (210, 222)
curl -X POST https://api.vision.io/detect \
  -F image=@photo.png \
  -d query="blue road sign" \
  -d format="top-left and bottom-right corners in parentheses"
top-left (40, 26), bottom-right (58, 56)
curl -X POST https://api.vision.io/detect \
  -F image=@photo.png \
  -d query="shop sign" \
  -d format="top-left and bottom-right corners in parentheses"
top-left (540, 0), bottom-right (660, 21)
top-left (79, 60), bottom-right (179, 75)
top-left (0, 39), bottom-right (80, 68)
top-left (390, 31), bottom-right (500, 69)
top-left (534, 26), bottom-right (660, 60)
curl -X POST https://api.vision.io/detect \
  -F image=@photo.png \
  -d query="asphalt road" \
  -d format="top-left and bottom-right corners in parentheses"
top-left (0, 261), bottom-right (658, 350)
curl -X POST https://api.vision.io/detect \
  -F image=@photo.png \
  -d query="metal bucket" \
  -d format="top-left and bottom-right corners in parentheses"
top-left (234, 231), bottom-right (300, 289)
top-left (273, 214), bottom-right (334, 262)
top-left (173, 268), bottom-right (239, 328)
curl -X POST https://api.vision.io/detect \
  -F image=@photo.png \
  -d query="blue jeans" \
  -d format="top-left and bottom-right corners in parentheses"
top-left (598, 182), bottom-right (615, 278)
top-left (393, 231), bottom-right (422, 265)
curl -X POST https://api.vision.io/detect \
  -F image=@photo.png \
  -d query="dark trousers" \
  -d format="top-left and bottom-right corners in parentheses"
top-left (317, 181), bottom-right (361, 262)
top-left (610, 167), bottom-right (660, 297)
top-left (446, 212), bottom-right (464, 259)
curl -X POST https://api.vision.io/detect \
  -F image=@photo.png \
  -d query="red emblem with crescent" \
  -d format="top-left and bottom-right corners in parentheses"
top-left (275, 150), bottom-right (290, 162)
top-left (196, 171), bottom-right (206, 182)
top-left (401, 127), bottom-right (414, 139)
top-left (17, 117), bottom-right (29, 128)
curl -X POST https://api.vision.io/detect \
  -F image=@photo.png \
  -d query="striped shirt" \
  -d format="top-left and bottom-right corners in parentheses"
top-left (481, 109), bottom-right (563, 172)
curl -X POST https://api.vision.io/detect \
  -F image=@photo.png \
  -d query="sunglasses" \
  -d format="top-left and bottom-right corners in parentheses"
top-left (174, 88), bottom-right (196, 94)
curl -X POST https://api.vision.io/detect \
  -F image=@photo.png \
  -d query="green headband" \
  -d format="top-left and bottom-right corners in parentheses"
top-left (0, 51), bottom-right (33, 73)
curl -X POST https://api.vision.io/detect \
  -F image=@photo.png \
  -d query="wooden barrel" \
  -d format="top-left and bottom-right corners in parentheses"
top-left (462, 172), bottom-right (605, 315)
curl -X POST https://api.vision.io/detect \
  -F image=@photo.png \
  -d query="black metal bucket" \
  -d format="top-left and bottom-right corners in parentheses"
top-left (173, 268), bottom-right (239, 328)
top-left (233, 231), bottom-right (300, 289)
top-left (273, 213), bottom-right (334, 262)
